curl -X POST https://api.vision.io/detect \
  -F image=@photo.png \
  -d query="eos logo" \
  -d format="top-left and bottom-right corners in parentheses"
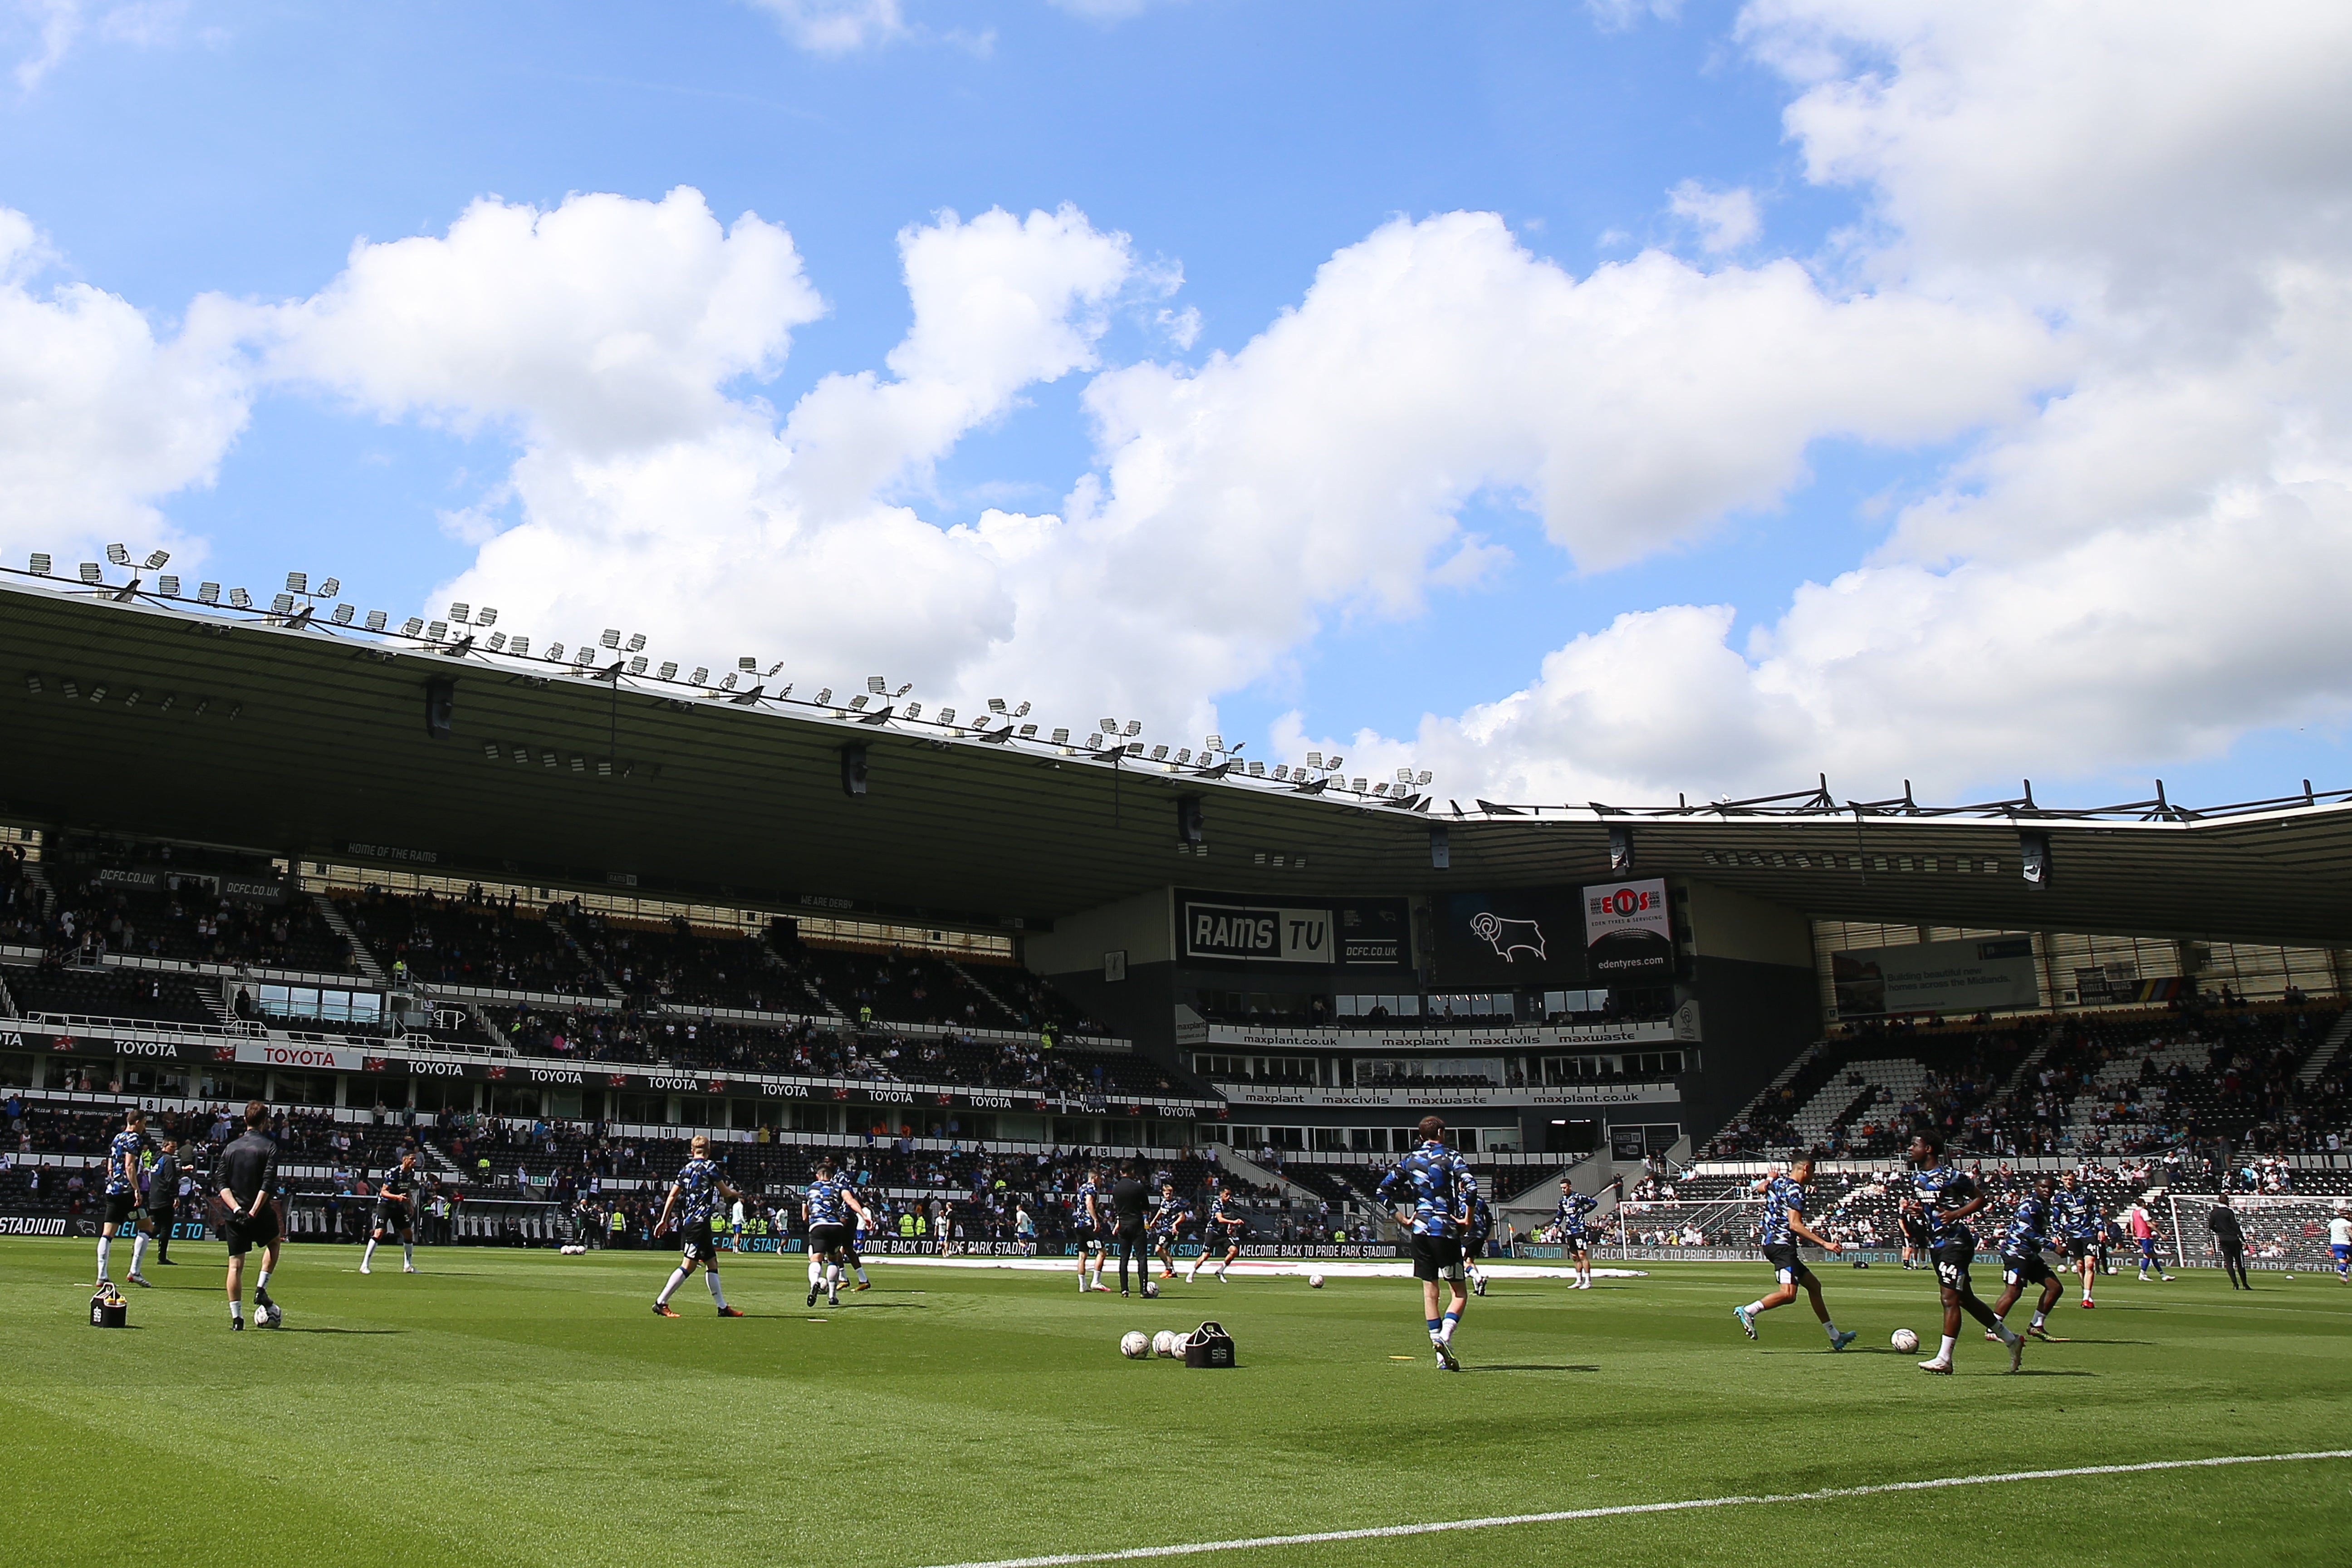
top-left (1605, 887), bottom-right (1658, 916)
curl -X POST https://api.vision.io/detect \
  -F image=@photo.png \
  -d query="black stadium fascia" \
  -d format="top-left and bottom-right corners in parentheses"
top-left (3, 571), bottom-right (2350, 949)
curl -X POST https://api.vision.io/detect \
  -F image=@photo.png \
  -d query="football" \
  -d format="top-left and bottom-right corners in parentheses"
top-left (1308, 1273), bottom-right (1325, 1288)
top-left (1153, 1330), bottom-right (1179, 1357)
top-left (1891, 1328), bottom-right (1920, 1353)
top-left (1120, 1331), bottom-right (1151, 1359)
top-left (1142, 1279), bottom-right (1159, 1298)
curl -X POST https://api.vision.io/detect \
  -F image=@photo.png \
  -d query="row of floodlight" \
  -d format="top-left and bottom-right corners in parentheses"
top-left (14, 548), bottom-right (1441, 803)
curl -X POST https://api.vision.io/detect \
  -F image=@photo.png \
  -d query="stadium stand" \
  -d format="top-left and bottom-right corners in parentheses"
top-left (1, 960), bottom-right (221, 1027)
top-left (338, 887), bottom-right (599, 993)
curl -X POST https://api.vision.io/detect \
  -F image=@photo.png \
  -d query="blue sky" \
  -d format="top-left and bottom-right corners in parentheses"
top-left (4, 1), bottom-right (2347, 811)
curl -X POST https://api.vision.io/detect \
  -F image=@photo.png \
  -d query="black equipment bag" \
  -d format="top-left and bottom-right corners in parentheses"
top-left (1182, 1319), bottom-right (1236, 1368)
top-left (89, 1290), bottom-right (127, 1328)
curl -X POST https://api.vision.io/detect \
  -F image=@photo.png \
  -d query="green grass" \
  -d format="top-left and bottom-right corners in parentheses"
top-left (4, 1242), bottom-right (2348, 1567)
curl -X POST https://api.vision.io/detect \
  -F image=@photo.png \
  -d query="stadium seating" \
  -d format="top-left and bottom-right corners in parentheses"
top-left (1, 960), bottom-right (220, 1026)
top-left (340, 888), bottom-right (598, 992)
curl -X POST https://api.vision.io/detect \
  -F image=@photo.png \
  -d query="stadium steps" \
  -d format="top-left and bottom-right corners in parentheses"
top-left (1215, 1146), bottom-right (1328, 1208)
top-left (0, 966), bottom-right (17, 1019)
top-left (314, 893), bottom-right (390, 984)
top-left (2297, 1009), bottom-right (2352, 1086)
top-left (755, 931), bottom-right (843, 1019)
top-left (1720, 1039), bottom-right (1826, 1135)
top-left (939, 956), bottom-right (1025, 1027)
top-left (545, 914), bottom-right (630, 1002)
top-left (22, 863), bottom-right (56, 919)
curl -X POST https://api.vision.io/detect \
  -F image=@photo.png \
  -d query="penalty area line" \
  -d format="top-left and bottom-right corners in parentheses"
top-left (919, 1450), bottom-right (2352, 1568)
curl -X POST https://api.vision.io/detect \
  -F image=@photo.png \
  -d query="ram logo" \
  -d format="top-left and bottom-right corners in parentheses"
top-left (1470, 912), bottom-right (1547, 963)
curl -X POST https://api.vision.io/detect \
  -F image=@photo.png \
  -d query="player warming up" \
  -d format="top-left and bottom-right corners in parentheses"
top-left (803, 1158), bottom-right (876, 1307)
top-left (1552, 1176), bottom-right (1613, 1289)
top-left (1732, 1157), bottom-right (1855, 1349)
top-left (99, 1108), bottom-right (152, 1289)
top-left (2053, 1169), bottom-right (2098, 1308)
top-left (2330, 1202), bottom-right (2352, 1283)
top-left (1148, 1182), bottom-right (1189, 1281)
top-left (1465, 1192), bottom-right (1494, 1296)
top-left (651, 1135), bottom-right (747, 1318)
top-left (1073, 1167), bottom-right (1110, 1293)
top-left (1378, 1115), bottom-right (1478, 1372)
top-left (360, 1152), bottom-right (421, 1275)
top-left (1187, 1184), bottom-right (1247, 1283)
top-left (1988, 1174), bottom-right (2067, 1342)
top-left (216, 1101), bottom-right (286, 1330)
top-left (2129, 1200), bottom-right (2174, 1282)
top-left (1877, 1130), bottom-right (2023, 1375)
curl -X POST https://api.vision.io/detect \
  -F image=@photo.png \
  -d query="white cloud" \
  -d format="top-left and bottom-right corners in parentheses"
top-left (0, 206), bottom-right (247, 571)
top-left (10, 0), bottom-right (194, 90)
top-left (1666, 180), bottom-right (1761, 253)
top-left (741, 0), bottom-right (908, 55)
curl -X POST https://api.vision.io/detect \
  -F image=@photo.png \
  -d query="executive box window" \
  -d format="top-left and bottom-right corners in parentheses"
top-left (256, 985), bottom-right (384, 1027)
top-left (1194, 1054), bottom-right (1319, 1083)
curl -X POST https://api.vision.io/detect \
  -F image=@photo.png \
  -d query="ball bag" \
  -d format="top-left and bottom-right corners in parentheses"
top-left (1182, 1320), bottom-right (1236, 1368)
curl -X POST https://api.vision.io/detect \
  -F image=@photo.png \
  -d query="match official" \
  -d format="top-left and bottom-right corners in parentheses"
top-left (2208, 1194), bottom-right (2251, 1289)
top-left (216, 1100), bottom-right (285, 1330)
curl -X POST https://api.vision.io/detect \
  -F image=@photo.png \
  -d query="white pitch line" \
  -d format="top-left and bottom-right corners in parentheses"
top-left (918, 1450), bottom-right (2352, 1568)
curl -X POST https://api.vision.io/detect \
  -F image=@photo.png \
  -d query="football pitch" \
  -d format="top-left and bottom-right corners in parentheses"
top-left (3, 1244), bottom-right (2347, 1568)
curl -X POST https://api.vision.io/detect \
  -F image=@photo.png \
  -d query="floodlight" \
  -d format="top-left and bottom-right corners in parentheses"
top-left (29, 553), bottom-right (50, 573)
top-left (689, 666), bottom-right (708, 684)
top-left (849, 694), bottom-right (870, 710)
top-left (486, 631), bottom-right (505, 651)
top-left (1307, 752), bottom-right (1323, 769)
top-left (2020, 832), bottom-right (2050, 890)
top-left (449, 602), bottom-right (469, 622)
top-left (320, 578), bottom-right (341, 597)
top-left (426, 620), bottom-right (448, 641)
top-left (905, 701), bottom-right (923, 718)
top-left (272, 593), bottom-right (296, 614)
top-left (145, 550), bottom-right (170, 570)
top-left (1051, 726), bottom-right (1068, 744)
top-left (1087, 733), bottom-right (1104, 749)
top-left (868, 676), bottom-right (887, 694)
top-left (400, 616), bottom-right (423, 636)
top-left (1019, 723), bottom-right (1037, 737)
top-left (939, 707), bottom-right (957, 725)
top-left (571, 647), bottom-right (593, 667)
top-left (625, 633), bottom-right (645, 653)
top-left (721, 672), bottom-right (739, 690)
top-left (1322, 755), bottom-right (1343, 770)
top-left (157, 575), bottom-right (179, 596)
top-left (1098, 717), bottom-right (1116, 733)
top-left (364, 609), bottom-right (386, 631)
top-left (545, 642), bottom-right (564, 661)
top-left (1272, 764), bottom-right (1289, 780)
top-left (776, 684), bottom-right (792, 698)
top-left (1204, 734), bottom-right (1222, 753)
top-left (79, 563), bottom-right (101, 583)
top-left (507, 635), bottom-right (529, 655)
top-left (1373, 782), bottom-right (1390, 796)
top-left (230, 588), bottom-right (251, 608)
top-left (658, 661), bottom-right (678, 680)
top-left (107, 544), bottom-right (130, 566)
top-left (739, 657), bottom-right (757, 671)
top-left (600, 629), bottom-right (620, 649)
top-left (815, 687), bottom-right (832, 704)
top-left (1247, 761), bottom-right (1264, 777)
top-left (628, 656), bottom-right (647, 675)
top-left (990, 698), bottom-right (1008, 713)
top-left (1351, 777), bottom-right (1367, 791)
top-left (1150, 744), bottom-right (1167, 760)
top-left (289, 572), bottom-right (309, 594)
top-left (1609, 825), bottom-right (1634, 874)
top-left (1174, 748), bottom-right (1189, 763)
top-left (1416, 770), bottom-right (1432, 785)
top-left (1012, 700), bottom-right (1029, 716)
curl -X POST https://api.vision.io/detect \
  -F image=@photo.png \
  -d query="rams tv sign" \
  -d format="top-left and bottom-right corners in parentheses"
top-left (1180, 891), bottom-right (1409, 967)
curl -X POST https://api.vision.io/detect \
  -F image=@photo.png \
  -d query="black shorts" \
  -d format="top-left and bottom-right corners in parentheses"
top-left (1465, 1237), bottom-right (1491, 1260)
top-left (808, 1222), bottom-right (849, 1256)
top-left (103, 1193), bottom-right (138, 1226)
top-left (1762, 1242), bottom-right (1814, 1286)
top-left (2001, 1252), bottom-right (2056, 1287)
top-left (1215, 1226), bottom-right (1248, 1251)
top-left (1071, 1223), bottom-right (1102, 1249)
top-left (1901, 1228), bottom-right (1931, 1250)
top-left (1410, 1234), bottom-right (1465, 1283)
top-left (1932, 1240), bottom-right (1976, 1290)
top-left (222, 1205), bottom-right (281, 1258)
top-left (2063, 1238), bottom-right (2094, 1260)
top-left (373, 1204), bottom-right (411, 1235)
top-left (140, 1199), bottom-right (172, 1227)
top-left (1559, 1230), bottom-right (1588, 1252)
top-left (679, 1220), bottom-right (717, 1264)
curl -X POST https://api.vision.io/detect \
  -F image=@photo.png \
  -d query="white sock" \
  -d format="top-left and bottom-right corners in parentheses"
top-left (255, 1267), bottom-right (271, 1295)
top-left (1822, 1320), bottom-right (1839, 1340)
top-left (1439, 1313), bottom-right (1459, 1343)
top-left (808, 1258), bottom-right (822, 1286)
top-left (706, 1270), bottom-right (727, 1309)
top-left (363, 1239), bottom-right (378, 1267)
top-left (229, 1299), bottom-right (242, 1322)
top-left (403, 1242), bottom-right (414, 1266)
top-left (657, 1266), bottom-right (688, 1305)
top-left (96, 1235), bottom-right (112, 1279)
top-left (1743, 1299), bottom-right (1767, 1316)
top-left (2029, 1310), bottom-right (2046, 1328)
top-left (1217, 1263), bottom-right (1227, 1279)
top-left (854, 1265), bottom-right (867, 1283)
top-left (131, 1234), bottom-right (148, 1273)
top-left (1937, 1334), bottom-right (1957, 1362)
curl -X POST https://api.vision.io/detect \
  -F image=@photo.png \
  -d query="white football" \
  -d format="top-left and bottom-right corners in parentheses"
top-left (1891, 1328), bottom-right (1920, 1353)
top-left (1120, 1331), bottom-right (1151, 1359)
top-left (1153, 1330), bottom-right (1178, 1357)
top-left (1142, 1279), bottom-right (1159, 1298)
top-left (1308, 1273), bottom-right (1325, 1288)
